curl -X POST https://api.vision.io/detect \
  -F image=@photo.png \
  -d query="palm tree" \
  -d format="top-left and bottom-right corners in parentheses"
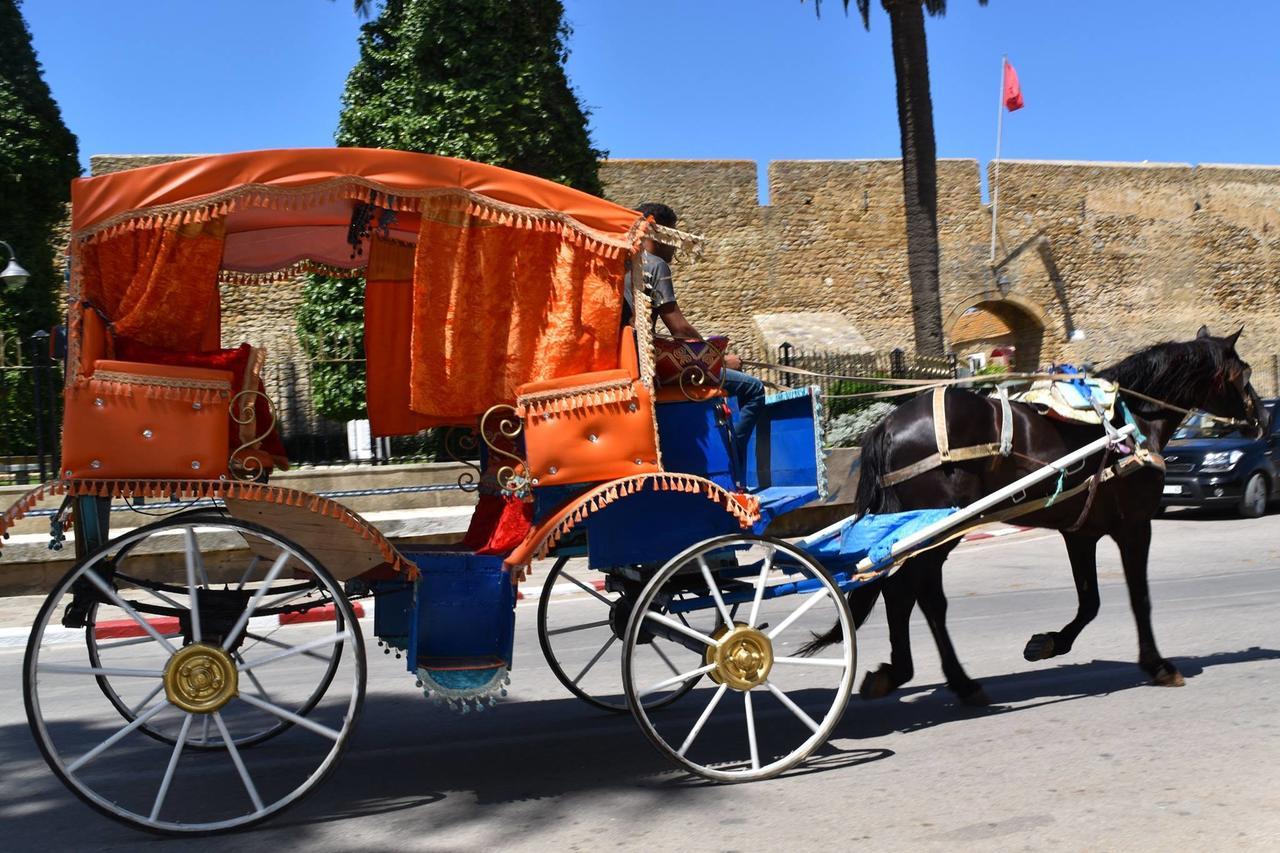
top-left (814, 0), bottom-right (987, 357)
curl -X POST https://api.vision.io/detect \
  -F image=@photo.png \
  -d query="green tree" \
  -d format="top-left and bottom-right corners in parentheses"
top-left (302, 0), bottom-right (604, 420)
top-left (0, 0), bottom-right (80, 338)
top-left (812, 0), bottom-right (987, 358)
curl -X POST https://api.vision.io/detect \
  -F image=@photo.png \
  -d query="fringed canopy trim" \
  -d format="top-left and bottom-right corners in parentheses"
top-left (0, 479), bottom-right (416, 579)
top-left (505, 473), bottom-right (761, 569)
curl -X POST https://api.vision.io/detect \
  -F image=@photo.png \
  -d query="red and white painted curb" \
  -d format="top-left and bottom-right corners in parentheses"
top-left (0, 527), bottom-right (1032, 648)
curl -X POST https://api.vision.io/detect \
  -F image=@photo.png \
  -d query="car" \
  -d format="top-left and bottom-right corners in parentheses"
top-left (1160, 398), bottom-right (1280, 517)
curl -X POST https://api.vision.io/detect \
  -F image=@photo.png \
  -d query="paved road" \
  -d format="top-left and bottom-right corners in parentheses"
top-left (0, 509), bottom-right (1277, 851)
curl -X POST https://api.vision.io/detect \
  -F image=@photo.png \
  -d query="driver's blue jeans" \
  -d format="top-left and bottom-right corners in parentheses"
top-left (722, 367), bottom-right (766, 462)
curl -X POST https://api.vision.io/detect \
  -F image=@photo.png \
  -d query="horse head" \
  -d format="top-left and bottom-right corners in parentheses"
top-left (1195, 325), bottom-right (1270, 439)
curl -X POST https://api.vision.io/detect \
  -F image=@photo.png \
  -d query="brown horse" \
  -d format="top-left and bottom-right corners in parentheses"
top-left (806, 328), bottom-right (1269, 705)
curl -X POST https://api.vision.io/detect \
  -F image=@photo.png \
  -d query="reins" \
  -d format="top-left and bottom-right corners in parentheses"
top-left (740, 358), bottom-right (1253, 427)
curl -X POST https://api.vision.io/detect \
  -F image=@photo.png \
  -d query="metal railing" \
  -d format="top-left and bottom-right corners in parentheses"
top-left (0, 329), bottom-right (64, 485)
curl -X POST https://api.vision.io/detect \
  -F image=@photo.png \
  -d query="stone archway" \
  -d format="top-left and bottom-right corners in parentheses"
top-left (945, 294), bottom-right (1046, 373)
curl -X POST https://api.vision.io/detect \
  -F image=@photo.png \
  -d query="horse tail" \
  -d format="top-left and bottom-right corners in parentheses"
top-left (798, 576), bottom-right (885, 656)
top-left (855, 417), bottom-right (901, 515)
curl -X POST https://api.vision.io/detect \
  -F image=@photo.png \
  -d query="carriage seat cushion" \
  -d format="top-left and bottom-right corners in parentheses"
top-left (113, 338), bottom-right (289, 469)
top-left (1012, 375), bottom-right (1118, 426)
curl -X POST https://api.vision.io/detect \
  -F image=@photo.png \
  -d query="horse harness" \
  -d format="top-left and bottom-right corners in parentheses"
top-left (879, 387), bottom-right (1166, 533)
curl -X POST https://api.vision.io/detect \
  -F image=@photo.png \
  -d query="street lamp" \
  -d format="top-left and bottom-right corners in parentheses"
top-left (1, 240), bottom-right (31, 288)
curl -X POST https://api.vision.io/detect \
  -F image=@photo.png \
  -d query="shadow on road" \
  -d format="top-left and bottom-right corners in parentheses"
top-left (1, 646), bottom-right (1274, 850)
top-left (844, 646), bottom-right (1280, 739)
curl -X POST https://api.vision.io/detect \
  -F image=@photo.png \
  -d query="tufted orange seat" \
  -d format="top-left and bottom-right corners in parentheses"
top-left (516, 328), bottom-right (660, 488)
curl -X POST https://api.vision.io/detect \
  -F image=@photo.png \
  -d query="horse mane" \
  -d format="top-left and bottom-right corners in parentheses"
top-left (1097, 338), bottom-right (1225, 415)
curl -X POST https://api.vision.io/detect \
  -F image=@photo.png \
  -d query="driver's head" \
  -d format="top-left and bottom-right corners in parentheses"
top-left (637, 202), bottom-right (678, 263)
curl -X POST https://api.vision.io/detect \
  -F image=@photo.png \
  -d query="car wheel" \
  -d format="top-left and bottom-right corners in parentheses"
top-left (1237, 472), bottom-right (1269, 518)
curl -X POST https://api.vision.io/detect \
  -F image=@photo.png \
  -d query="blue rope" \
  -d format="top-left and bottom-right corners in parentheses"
top-left (1044, 471), bottom-right (1066, 507)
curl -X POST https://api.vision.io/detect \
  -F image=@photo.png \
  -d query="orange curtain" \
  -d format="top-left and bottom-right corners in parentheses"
top-left (408, 202), bottom-right (624, 420)
top-left (79, 220), bottom-right (226, 351)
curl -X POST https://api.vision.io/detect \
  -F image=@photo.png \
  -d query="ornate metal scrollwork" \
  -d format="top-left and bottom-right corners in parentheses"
top-left (674, 336), bottom-right (729, 402)
top-left (228, 388), bottom-right (278, 483)
top-left (480, 404), bottom-right (530, 496)
top-left (442, 426), bottom-right (483, 492)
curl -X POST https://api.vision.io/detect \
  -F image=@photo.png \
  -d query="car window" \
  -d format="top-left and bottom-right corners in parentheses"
top-left (1174, 411), bottom-right (1248, 440)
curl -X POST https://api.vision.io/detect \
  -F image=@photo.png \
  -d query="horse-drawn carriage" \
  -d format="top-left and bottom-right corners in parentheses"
top-left (2, 149), bottom-right (1259, 835)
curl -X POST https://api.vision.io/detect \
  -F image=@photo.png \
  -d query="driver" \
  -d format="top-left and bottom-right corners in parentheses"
top-left (625, 201), bottom-right (766, 461)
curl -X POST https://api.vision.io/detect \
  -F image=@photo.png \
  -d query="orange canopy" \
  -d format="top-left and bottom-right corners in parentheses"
top-left (71, 147), bottom-right (643, 242)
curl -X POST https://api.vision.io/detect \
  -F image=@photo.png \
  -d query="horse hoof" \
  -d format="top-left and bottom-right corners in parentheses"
top-left (1023, 633), bottom-right (1057, 661)
top-left (1152, 662), bottom-right (1185, 687)
top-left (859, 665), bottom-right (898, 700)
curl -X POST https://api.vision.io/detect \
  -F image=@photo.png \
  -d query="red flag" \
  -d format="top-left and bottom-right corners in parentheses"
top-left (1003, 60), bottom-right (1024, 111)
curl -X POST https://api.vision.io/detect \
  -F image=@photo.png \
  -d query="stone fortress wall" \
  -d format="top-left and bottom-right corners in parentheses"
top-left (86, 154), bottom-right (1280, 424)
top-left (601, 158), bottom-right (1280, 390)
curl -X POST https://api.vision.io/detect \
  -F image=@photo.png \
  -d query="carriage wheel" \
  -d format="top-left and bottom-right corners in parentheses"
top-left (537, 556), bottom-right (699, 712)
top-left (622, 535), bottom-right (855, 783)
top-left (81, 511), bottom-right (345, 750)
top-left (24, 516), bottom-right (366, 834)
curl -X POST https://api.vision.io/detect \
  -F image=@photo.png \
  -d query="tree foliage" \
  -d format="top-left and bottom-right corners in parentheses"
top-left (0, 0), bottom-right (80, 338)
top-left (300, 0), bottom-right (604, 420)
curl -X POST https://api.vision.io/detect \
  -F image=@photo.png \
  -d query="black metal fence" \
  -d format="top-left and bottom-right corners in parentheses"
top-left (0, 330), bottom-right (64, 486)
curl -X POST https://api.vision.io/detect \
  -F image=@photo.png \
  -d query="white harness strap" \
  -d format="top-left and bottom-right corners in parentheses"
top-left (933, 387), bottom-right (951, 462)
top-left (997, 385), bottom-right (1014, 457)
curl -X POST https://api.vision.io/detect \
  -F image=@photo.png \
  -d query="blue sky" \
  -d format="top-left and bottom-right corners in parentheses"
top-left (22, 0), bottom-right (1280, 203)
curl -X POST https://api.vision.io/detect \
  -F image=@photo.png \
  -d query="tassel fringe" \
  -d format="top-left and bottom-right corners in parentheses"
top-left (506, 473), bottom-right (761, 568)
top-left (0, 477), bottom-right (416, 578)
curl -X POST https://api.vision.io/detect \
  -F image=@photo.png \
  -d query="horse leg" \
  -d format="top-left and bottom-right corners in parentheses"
top-left (909, 544), bottom-right (990, 705)
top-left (1024, 532), bottom-right (1102, 661)
top-left (1113, 519), bottom-right (1184, 686)
top-left (859, 570), bottom-right (916, 699)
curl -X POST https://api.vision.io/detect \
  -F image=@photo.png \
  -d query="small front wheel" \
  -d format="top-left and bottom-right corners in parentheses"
top-left (622, 535), bottom-right (856, 782)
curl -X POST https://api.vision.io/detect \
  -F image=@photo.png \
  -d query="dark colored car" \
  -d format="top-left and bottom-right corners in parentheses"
top-left (1160, 399), bottom-right (1280, 517)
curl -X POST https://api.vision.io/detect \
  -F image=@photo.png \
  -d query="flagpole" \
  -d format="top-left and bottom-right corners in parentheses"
top-left (990, 55), bottom-right (1006, 264)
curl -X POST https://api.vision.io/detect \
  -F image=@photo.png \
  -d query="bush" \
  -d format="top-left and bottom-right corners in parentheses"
top-left (825, 402), bottom-right (896, 448)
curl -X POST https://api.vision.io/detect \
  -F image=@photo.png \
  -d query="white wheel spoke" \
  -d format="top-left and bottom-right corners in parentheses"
top-left (237, 630), bottom-right (351, 672)
top-left (138, 586), bottom-right (186, 611)
top-left (572, 635), bottom-right (616, 686)
top-left (237, 692), bottom-right (342, 741)
top-left (766, 588), bottom-right (831, 641)
top-left (130, 683), bottom-right (165, 716)
top-left (200, 714), bottom-right (211, 745)
top-left (644, 611), bottom-right (718, 648)
top-left (222, 552), bottom-right (290, 651)
top-left (639, 662), bottom-right (716, 698)
top-left (233, 652), bottom-right (275, 705)
top-left (678, 683), bottom-right (728, 757)
top-left (651, 641), bottom-right (681, 676)
top-left (698, 556), bottom-right (735, 627)
top-left (68, 703), bottom-right (168, 773)
top-left (236, 556), bottom-right (262, 592)
top-left (745, 691), bottom-right (760, 771)
top-left (95, 632), bottom-right (182, 652)
top-left (244, 631), bottom-right (332, 663)
top-left (41, 664), bottom-right (164, 678)
top-left (150, 713), bottom-right (193, 821)
top-left (548, 619), bottom-right (611, 637)
top-left (265, 586), bottom-right (320, 611)
top-left (183, 528), bottom-right (203, 644)
top-left (765, 681), bottom-right (822, 734)
top-left (773, 655), bottom-right (848, 670)
top-left (561, 571), bottom-right (613, 606)
top-left (213, 712), bottom-right (265, 813)
top-left (747, 547), bottom-right (775, 629)
top-left (80, 570), bottom-right (178, 654)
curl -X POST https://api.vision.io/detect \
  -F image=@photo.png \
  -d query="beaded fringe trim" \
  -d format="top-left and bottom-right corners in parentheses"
top-left (515, 377), bottom-right (637, 416)
top-left (77, 181), bottom-right (636, 257)
top-left (0, 479), bottom-right (416, 578)
top-left (88, 372), bottom-right (232, 403)
top-left (511, 473), bottom-right (761, 566)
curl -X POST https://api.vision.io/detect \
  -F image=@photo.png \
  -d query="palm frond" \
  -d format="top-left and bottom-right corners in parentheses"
top-left (808, 0), bottom-right (871, 29)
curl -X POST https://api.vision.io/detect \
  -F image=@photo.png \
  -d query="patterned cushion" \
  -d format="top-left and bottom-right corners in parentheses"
top-left (654, 336), bottom-right (729, 388)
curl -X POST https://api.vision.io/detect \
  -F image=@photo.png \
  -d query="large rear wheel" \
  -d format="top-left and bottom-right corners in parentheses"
top-left (24, 515), bottom-right (365, 835)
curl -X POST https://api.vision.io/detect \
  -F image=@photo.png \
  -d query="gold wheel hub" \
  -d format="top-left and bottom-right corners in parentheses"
top-left (164, 643), bottom-right (239, 714)
top-left (705, 623), bottom-right (774, 691)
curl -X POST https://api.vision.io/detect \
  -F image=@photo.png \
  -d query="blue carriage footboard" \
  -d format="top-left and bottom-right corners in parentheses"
top-left (744, 386), bottom-right (829, 527)
top-left (372, 546), bottom-right (516, 712)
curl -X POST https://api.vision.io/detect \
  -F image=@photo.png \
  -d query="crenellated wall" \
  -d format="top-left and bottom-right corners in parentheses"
top-left (84, 154), bottom-right (1280, 411)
